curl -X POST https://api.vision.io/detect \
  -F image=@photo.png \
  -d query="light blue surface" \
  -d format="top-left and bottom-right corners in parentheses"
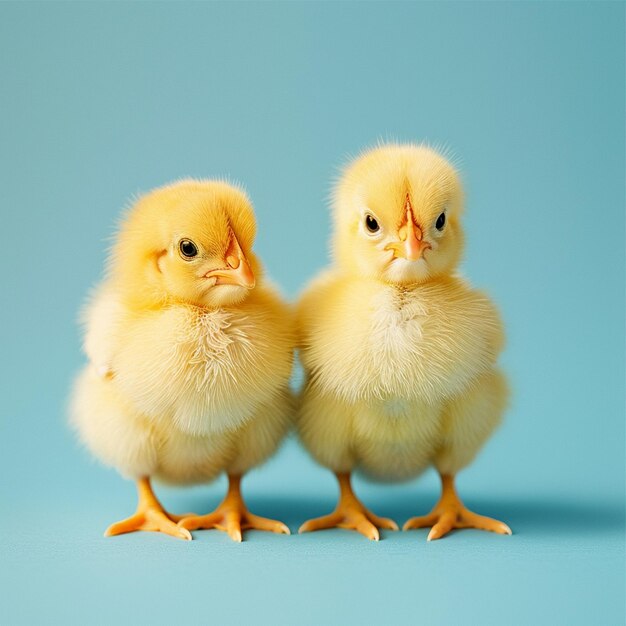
top-left (1, 2), bottom-right (624, 625)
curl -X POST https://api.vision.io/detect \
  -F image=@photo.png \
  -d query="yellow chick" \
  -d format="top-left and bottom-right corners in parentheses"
top-left (71, 180), bottom-right (294, 541)
top-left (297, 143), bottom-right (511, 541)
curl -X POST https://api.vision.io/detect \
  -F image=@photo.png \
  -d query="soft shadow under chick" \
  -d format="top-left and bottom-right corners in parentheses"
top-left (70, 180), bottom-right (295, 541)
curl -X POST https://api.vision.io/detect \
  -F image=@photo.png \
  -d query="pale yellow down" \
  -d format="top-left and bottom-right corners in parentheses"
top-left (297, 144), bottom-right (509, 481)
top-left (70, 180), bottom-right (295, 486)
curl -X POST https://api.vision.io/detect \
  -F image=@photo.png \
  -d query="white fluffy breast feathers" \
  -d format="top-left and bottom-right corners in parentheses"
top-left (111, 305), bottom-right (293, 435)
top-left (301, 281), bottom-right (501, 405)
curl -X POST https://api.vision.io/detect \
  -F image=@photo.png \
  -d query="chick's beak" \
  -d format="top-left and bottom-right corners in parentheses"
top-left (205, 232), bottom-right (256, 289)
top-left (385, 201), bottom-right (432, 262)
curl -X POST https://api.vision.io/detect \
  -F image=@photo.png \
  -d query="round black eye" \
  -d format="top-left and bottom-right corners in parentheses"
top-left (435, 212), bottom-right (446, 231)
top-left (179, 239), bottom-right (198, 259)
top-left (365, 214), bottom-right (380, 233)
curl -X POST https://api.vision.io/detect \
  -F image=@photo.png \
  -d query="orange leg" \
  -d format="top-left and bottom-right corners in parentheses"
top-left (298, 472), bottom-right (398, 541)
top-left (104, 477), bottom-right (192, 541)
top-left (403, 474), bottom-right (512, 541)
top-left (178, 475), bottom-right (290, 542)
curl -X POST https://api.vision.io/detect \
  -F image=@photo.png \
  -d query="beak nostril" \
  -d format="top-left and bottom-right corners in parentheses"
top-left (226, 255), bottom-right (240, 269)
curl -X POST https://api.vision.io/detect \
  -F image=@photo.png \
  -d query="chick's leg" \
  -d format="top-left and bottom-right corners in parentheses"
top-left (104, 477), bottom-right (192, 540)
top-left (405, 369), bottom-right (511, 540)
top-left (178, 475), bottom-right (290, 542)
top-left (299, 473), bottom-right (398, 541)
top-left (404, 474), bottom-right (511, 540)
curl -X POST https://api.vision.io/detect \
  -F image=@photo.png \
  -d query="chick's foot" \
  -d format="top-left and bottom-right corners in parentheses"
top-left (403, 474), bottom-right (512, 541)
top-left (178, 475), bottom-right (290, 542)
top-left (298, 472), bottom-right (398, 541)
top-left (104, 477), bottom-right (192, 541)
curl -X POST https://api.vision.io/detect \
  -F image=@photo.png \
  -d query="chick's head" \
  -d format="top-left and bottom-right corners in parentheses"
top-left (333, 143), bottom-right (464, 285)
top-left (111, 180), bottom-right (260, 308)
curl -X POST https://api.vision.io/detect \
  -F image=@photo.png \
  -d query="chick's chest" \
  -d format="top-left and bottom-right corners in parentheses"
top-left (360, 285), bottom-right (437, 372)
top-left (114, 303), bottom-right (289, 433)
top-left (329, 282), bottom-right (483, 402)
top-left (172, 306), bottom-right (284, 391)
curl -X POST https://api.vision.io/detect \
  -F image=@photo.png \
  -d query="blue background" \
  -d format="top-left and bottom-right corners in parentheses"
top-left (1, 2), bottom-right (624, 624)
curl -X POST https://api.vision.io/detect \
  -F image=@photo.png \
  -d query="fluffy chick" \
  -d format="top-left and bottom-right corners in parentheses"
top-left (297, 144), bottom-right (511, 541)
top-left (71, 180), bottom-right (295, 541)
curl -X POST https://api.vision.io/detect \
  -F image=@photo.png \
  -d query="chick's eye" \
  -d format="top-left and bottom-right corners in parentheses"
top-left (365, 214), bottom-right (380, 234)
top-left (179, 239), bottom-right (198, 259)
top-left (435, 212), bottom-right (446, 231)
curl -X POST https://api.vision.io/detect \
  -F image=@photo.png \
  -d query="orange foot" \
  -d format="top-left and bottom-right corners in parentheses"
top-left (299, 473), bottom-right (398, 541)
top-left (403, 474), bottom-right (512, 541)
top-left (178, 475), bottom-right (290, 542)
top-left (105, 477), bottom-right (192, 541)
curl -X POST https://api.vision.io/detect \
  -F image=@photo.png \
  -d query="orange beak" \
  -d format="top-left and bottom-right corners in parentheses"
top-left (385, 196), bottom-right (431, 261)
top-left (205, 232), bottom-right (256, 289)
